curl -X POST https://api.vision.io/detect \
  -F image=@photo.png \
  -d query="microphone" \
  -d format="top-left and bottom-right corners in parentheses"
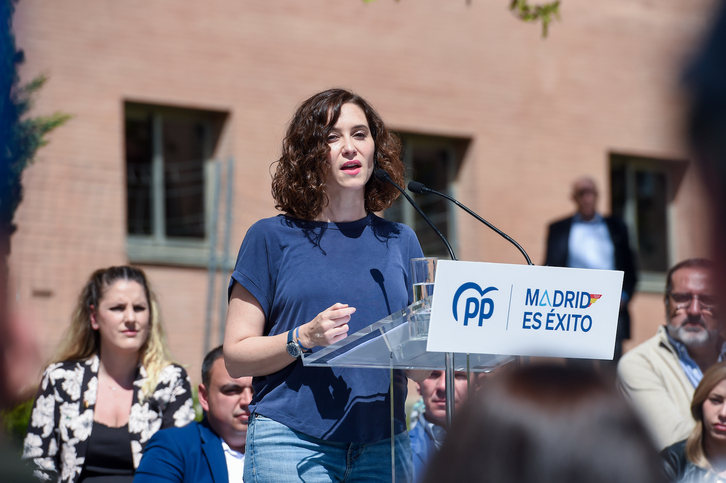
top-left (408, 181), bottom-right (533, 265)
top-left (375, 169), bottom-right (457, 260)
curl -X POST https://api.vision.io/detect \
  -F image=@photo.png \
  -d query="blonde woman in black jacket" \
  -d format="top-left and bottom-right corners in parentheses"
top-left (23, 266), bottom-right (195, 483)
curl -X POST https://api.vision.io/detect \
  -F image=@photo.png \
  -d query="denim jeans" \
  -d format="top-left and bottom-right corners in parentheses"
top-left (244, 414), bottom-right (413, 483)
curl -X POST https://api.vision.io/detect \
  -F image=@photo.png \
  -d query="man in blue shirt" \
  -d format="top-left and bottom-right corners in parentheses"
top-left (135, 346), bottom-right (253, 483)
top-left (410, 370), bottom-right (481, 483)
top-left (545, 176), bottom-right (638, 362)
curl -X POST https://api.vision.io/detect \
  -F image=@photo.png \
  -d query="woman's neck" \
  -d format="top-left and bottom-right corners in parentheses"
top-left (315, 193), bottom-right (367, 223)
top-left (97, 346), bottom-right (139, 388)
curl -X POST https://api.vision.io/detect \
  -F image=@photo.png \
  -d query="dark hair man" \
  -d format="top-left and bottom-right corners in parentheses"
top-left (410, 370), bottom-right (483, 483)
top-left (134, 346), bottom-right (253, 483)
top-left (618, 259), bottom-right (722, 450)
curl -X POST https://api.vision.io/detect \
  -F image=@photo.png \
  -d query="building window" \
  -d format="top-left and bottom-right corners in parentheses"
top-left (610, 153), bottom-right (687, 289)
top-left (125, 103), bottom-right (226, 265)
top-left (385, 135), bottom-right (465, 259)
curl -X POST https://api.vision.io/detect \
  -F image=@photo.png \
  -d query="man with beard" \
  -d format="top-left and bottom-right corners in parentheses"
top-left (618, 259), bottom-right (721, 450)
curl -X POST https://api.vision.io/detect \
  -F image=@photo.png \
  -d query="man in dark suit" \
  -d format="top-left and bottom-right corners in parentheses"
top-left (134, 346), bottom-right (253, 483)
top-left (545, 176), bottom-right (638, 362)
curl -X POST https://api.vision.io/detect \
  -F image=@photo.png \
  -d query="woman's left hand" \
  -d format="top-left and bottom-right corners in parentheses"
top-left (297, 303), bottom-right (356, 349)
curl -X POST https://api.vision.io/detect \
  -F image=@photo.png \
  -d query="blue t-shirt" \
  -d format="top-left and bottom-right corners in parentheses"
top-left (229, 213), bottom-right (424, 443)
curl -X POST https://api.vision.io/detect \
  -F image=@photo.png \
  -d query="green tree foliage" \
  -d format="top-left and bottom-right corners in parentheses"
top-left (363, 0), bottom-right (560, 37)
top-left (0, 395), bottom-right (32, 444)
top-left (509, 0), bottom-right (560, 38)
top-left (363, 0), bottom-right (561, 38)
top-left (1, 0), bottom-right (70, 262)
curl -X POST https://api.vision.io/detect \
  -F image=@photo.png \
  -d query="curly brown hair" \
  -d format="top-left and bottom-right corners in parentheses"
top-left (271, 88), bottom-right (405, 220)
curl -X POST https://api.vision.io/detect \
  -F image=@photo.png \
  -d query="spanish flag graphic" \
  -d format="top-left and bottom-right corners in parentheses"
top-left (587, 294), bottom-right (602, 308)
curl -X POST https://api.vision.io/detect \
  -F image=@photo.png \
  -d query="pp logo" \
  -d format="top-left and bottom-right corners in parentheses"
top-left (452, 282), bottom-right (499, 327)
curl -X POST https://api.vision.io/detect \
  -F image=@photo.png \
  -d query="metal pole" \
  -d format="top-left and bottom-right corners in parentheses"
top-left (390, 361), bottom-right (395, 483)
top-left (445, 352), bottom-right (455, 428)
top-left (467, 353), bottom-right (473, 399)
top-left (151, 115), bottom-right (165, 242)
top-left (218, 157), bottom-right (234, 345)
top-left (204, 160), bottom-right (221, 356)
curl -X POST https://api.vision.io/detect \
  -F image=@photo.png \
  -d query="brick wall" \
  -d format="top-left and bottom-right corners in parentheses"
top-left (9, 0), bottom-right (719, 383)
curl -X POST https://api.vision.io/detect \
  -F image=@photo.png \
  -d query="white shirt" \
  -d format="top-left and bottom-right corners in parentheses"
top-left (221, 440), bottom-right (245, 483)
top-left (567, 213), bottom-right (615, 271)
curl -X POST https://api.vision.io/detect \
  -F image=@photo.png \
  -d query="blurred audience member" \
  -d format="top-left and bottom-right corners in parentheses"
top-left (423, 364), bottom-right (664, 483)
top-left (135, 345), bottom-right (253, 483)
top-left (618, 259), bottom-right (721, 450)
top-left (544, 176), bottom-right (637, 362)
top-left (661, 361), bottom-right (726, 482)
top-left (680, 6), bottom-right (726, 478)
top-left (685, 1), bottom-right (726, 305)
top-left (1, 294), bottom-right (42, 409)
top-left (410, 370), bottom-right (481, 483)
top-left (1, 240), bottom-right (39, 482)
top-left (22, 266), bottom-right (195, 483)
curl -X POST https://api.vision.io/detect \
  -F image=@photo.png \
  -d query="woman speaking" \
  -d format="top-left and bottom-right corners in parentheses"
top-left (224, 88), bottom-right (424, 482)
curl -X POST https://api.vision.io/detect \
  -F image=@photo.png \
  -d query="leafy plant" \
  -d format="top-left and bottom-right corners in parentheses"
top-left (362, 0), bottom-right (561, 37)
top-left (0, 395), bottom-right (33, 444)
top-left (1, 0), bottom-right (71, 263)
top-left (509, 0), bottom-right (561, 38)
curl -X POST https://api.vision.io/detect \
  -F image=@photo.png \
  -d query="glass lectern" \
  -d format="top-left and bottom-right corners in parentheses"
top-left (302, 295), bottom-right (513, 482)
top-left (302, 295), bottom-right (512, 371)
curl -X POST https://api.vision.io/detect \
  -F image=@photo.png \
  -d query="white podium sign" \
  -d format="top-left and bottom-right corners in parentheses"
top-left (426, 261), bottom-right (625, 359)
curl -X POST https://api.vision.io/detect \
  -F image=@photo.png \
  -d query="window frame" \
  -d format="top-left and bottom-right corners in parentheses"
top-left (389, 134), bottom-right (462, 259)
top-left (125, 102), bottom-right (224, 267)
top-left (610, 153), bottom-right (687, 293)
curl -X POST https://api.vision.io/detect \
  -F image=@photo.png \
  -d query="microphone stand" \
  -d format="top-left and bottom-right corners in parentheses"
top-left (407, 179), bottom-right (536, 425)
top-left (375, 169), bottom-right (458, 428)
top-left (408, 181), bottom-right (533, 266)
top-left (375, 170), bottom-right (456, 261)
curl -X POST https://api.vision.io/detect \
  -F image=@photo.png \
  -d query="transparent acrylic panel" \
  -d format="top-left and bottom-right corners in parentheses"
top-left (302, 296), bottom-right (513, 371)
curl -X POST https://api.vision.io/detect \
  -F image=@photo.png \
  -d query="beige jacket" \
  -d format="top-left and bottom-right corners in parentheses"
top-left (617, 326), bottom-right (695, 450)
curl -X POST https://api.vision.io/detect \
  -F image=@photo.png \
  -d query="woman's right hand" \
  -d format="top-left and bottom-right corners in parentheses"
top-left (298, 303), bottom-right (356, 349)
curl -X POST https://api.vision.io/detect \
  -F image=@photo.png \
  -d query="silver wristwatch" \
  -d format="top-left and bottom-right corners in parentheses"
top-left (286, 329), bottom-right (302, 358)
